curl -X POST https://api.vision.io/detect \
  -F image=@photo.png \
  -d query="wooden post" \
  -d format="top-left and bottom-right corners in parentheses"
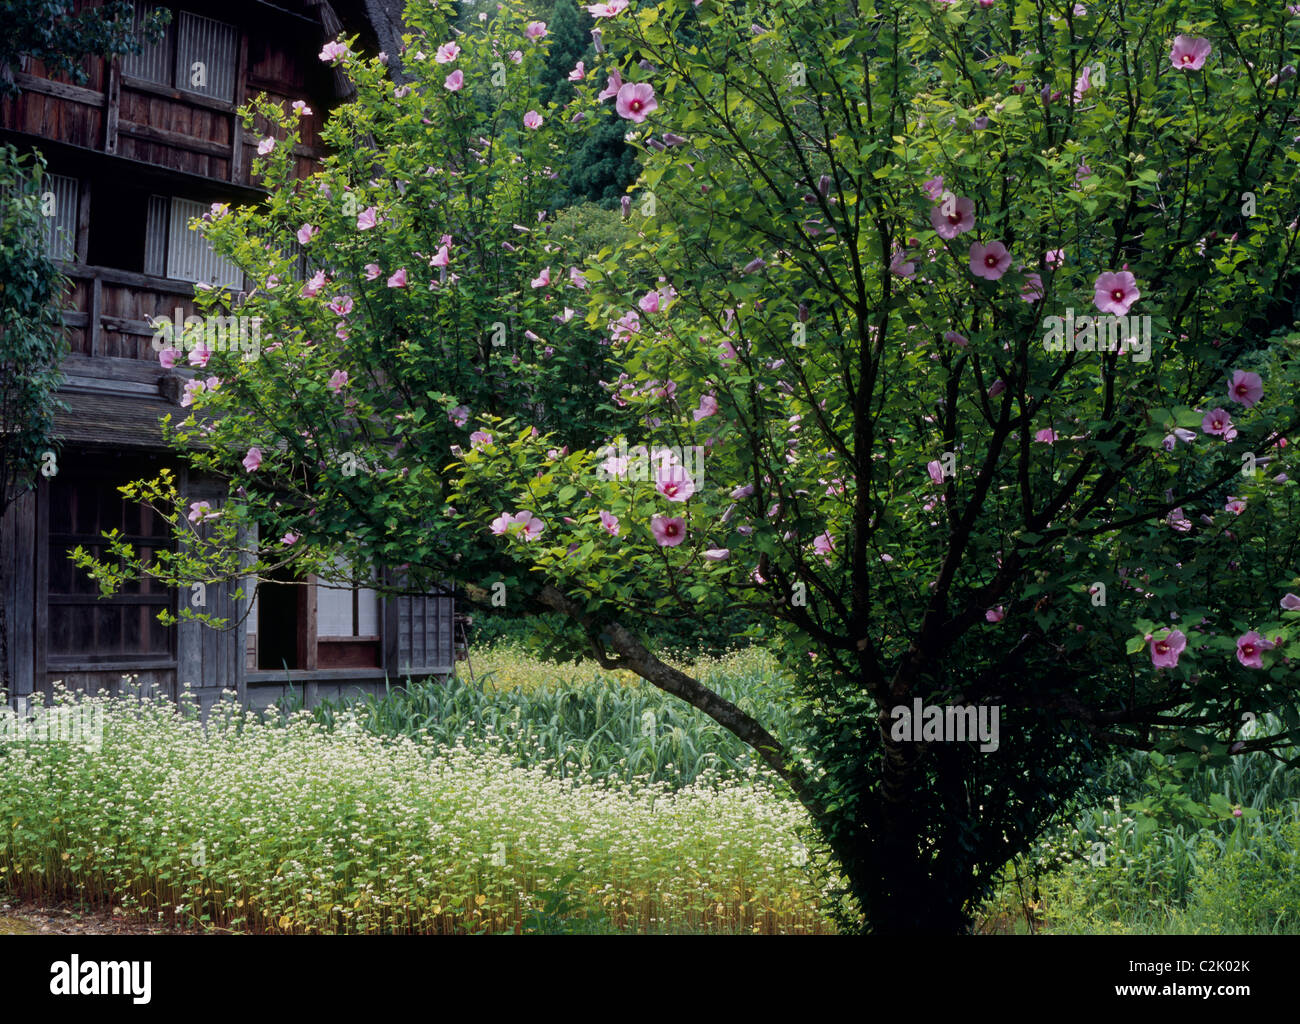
top-left (74, 178), bottom-right (91, 264)
top-left (104, 61), bottom-right (121, 155)
top-left (230, 32), bottom-right (249, 183)
top-left (89, 273), bottom-right (103, 357)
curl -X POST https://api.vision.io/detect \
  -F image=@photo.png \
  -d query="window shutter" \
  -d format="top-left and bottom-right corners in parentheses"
top-left (40, 174), bottom-right (79, 261)
top-left (122, 2), bottom-right (175, 86)
top-left (175, 11), bottom-right (238, 102)
top-left (389, 584), bottom-right (455, 677)
top-left (166, 197), bottom-right (243, 288)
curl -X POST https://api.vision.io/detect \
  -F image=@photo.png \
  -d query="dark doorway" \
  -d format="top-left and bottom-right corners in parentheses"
top-left (256, 566), bottom-right (301, 670)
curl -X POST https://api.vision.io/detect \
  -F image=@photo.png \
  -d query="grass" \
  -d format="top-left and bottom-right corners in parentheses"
top-left (0, 686), bottom-right (835, 934)
top-left (300, 644), bottom-right (805, 789)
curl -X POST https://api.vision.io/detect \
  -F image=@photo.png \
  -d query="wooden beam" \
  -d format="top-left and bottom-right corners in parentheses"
top-left (57, 262), bottom-right (197, 296)
top-left (104, 62), bottom-right (121, 155)
top-left (118, 120), bottom-right (232, 158)
top-left (11, 72), bottom-right (105, 107)
top-left (120, 75), bottom-right (236, 115)
top-left (100, 314), bottom-right (161, 338)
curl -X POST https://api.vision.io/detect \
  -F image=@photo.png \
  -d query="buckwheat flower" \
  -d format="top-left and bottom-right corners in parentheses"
top-left (327, 369), bottom-right (348, 393)
top-left (1171, 35), bottom-right (1212, 71)
top-left (930, 196), bottom-right (976, 238)
top-left (523, 110), bottom-right (543, 130)
top-left (1148, 629), bottom-right (1186, 668)
top-left (651, 515), bottom-right (686, 546)
top-left (1228, 369), bottom-right (1263, 408)
top-left (242, 447), bottom-right (262, 472)
top-left (1280, 593), bottom-right (1300, 611)
top-left (297, 223), bottom-right (318, 246)
top-left (1201, 408), bottom-right (1233, 436)
top-left (599, 510), bottom-right (620, 536)
top-left (444, 69), bottom-right (464, 91)
top-left (966, 240), bottom-right (1010, 280)
top-left (364, 263), bottom-right (382, 280)
top-left (435, 42), bottom-right (460, 63)
top-left (1093, 271), bottom-right (1140, 315)
top-left (616, 82), bottom-right (658, 122)
top-left (693, 394), bottom-right (718, 421)
top-left (257, 137), bottom-right (275, 155)
top-left (1236, 631), bottom-right (1269, 668)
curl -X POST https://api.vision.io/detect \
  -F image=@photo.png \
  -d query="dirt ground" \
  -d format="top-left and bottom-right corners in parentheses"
top-left (0, 898), bottom-right (189, 935)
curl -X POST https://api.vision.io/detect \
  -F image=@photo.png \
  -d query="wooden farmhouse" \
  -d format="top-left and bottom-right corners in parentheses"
top-left (0, 0), bottom-right (458, 713)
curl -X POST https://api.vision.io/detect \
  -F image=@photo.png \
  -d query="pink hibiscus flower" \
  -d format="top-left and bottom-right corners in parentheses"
top-left (1228, 370), bottom-right (1263, 408)
top-left (435, 42), bottom-right (460, 63)
top-left (387, 268), bottom-right (408, 288)
top-left (1093, 271), bottom-right (1140, 315)
top-left (616, 82), bottom-right (658, 122)
top-left (356, 206), bottom-right (378, 230)
top-left (319, 40), bottom-right (348, 62)
top-left (242, 447), bottom-right (263, 472)
top-left (930, 196), bottom-right (976, 239)
top-left (651, 515), bottom-right (687, 547)
top-left (693, 395), bottom-right (719, 421)
top-left (1149, 629), bottom-right (1186, 668)
top-left (1201, 408), bottom-right (1233, 436)
top-left (531, 266), bottom-right (551, 289)
top-left (970, 241), bottom-right (1012, 280)
top-left (703, 549), bottom-right (730, 561)
top-left (364, 263), bottom-right (382, 280)
top-left (656, 465), bottom-right (696, 502)
top-left (600, 510), bottom-right (620, 536)
top-left (158, 347), bottom-right (180, 369)
top-left (1171, 35), bottom-right (1212, 71)
top-left (444, 70), bottom-right (464, 91)
top-left (525, 21), bottom-right (548, 40)
top-left (943, 330), bottom-right (969, 347)
top-left (597, 69), bottom-right (623, 102)
top-left (1019, 271), bottom-right (1044, 302)
top-left (1280, 593), bottom-right (1300, 611)
top-left (297, 223), bottom-right (318, 246)
top-left (513, 511), bottom-right (545, 540)
top-left (327, 369), bottom-right (348, 393)
top-left (986, 607), bottom-right (1005, 623)
top-left (587, 0), bottom-right (628, 15)
top-left (1236, 631), bottom-right (1270, 669)
top-left (1034, 428), bottom-right (1058, 444)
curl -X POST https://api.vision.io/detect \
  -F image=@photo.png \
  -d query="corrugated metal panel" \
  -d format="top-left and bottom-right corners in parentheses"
top-left (167, 197), bottom-right (243, 289)
top-left (144, 193), bottom-right (169, 277)
top-left (122, 2), bottom-right (175, 86)
top-left (176, 11), bottom-right (237, 103)
top-left (41, 174), bottom-right (79, 261)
